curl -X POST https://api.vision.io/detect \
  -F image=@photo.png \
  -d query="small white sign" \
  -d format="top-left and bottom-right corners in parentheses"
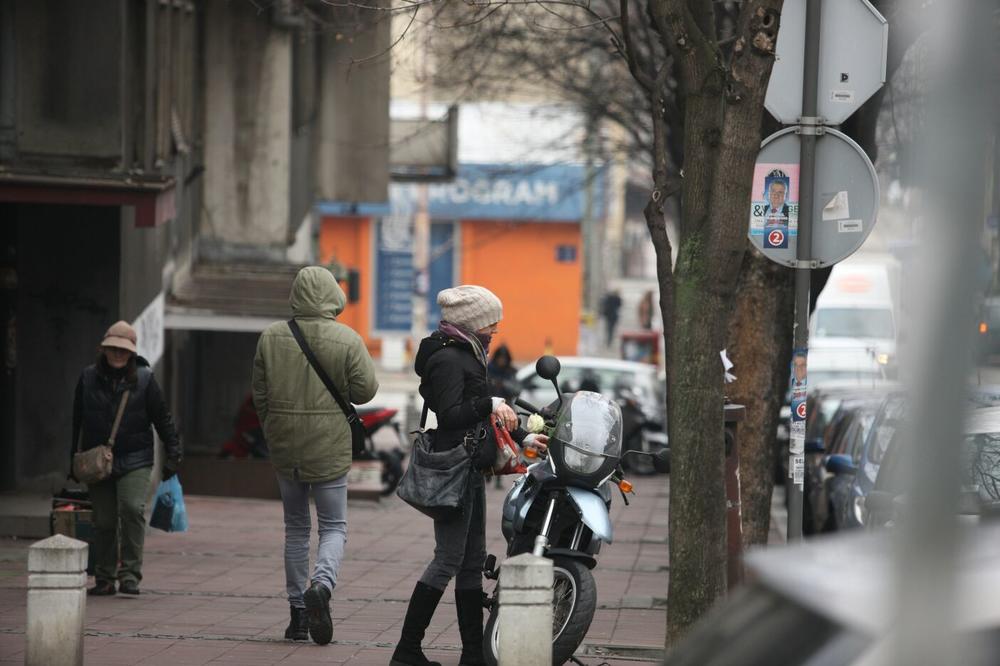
top-left (838, 219), bottom-right (864, 233)
top-left (133, 293), bottom-right (165, 368)
top-left (792, 454), bottom-right (805, 486)
top-left (830, 89), bottom-right (856, 103)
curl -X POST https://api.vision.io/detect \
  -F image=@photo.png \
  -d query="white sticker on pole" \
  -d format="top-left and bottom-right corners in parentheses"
top-left (792, 455), bottom-right (805, 486)
top-left (822, 191), bottom-right (850, 220)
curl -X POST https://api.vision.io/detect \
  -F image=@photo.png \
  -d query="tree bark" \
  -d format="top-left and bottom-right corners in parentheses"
top-left (659, 1), bottom-right (784, 643)
top-left (726, 251), bottom-right (794, 547)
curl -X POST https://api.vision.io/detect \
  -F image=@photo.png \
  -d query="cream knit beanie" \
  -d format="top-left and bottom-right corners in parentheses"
top-left (437, 285), bottom-right (503, 332)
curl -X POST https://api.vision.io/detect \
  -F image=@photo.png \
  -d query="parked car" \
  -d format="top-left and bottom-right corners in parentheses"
top-left (823, 392), bottom-right (907, 530)
top-left (515, 356), bottom-right (664, 425)
top-left (814, 397), bottom-right (882, 532)
top-left (861, 406), bottom-right (1000, 528)
top-left (663, 522), bottom-right (1000, 666)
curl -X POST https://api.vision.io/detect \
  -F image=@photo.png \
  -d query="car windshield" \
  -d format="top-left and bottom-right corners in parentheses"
top-left (962, 432), bottom-right (1000, 503)
top-left (867, 398), bottom-right (907, 465)
top-left (552, 392), bottom-right (623, 464)
top-left (814, 308), bottom-right (894, 339)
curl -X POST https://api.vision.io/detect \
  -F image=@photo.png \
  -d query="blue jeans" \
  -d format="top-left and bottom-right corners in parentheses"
top-left (276, 473), bottom-right (348, 609)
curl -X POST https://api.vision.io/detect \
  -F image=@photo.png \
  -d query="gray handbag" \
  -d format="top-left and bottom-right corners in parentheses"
top-left (396, 405), bottom-right (472, 521)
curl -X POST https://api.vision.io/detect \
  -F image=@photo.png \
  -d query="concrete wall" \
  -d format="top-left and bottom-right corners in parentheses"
top-left (317, 11), bottom-right (391, 204)
top-left (12, 204), bottom-right (120, 491)
top-left (202, 2), bottom-right (292, 252)
top-left (13, 0), bottom-right (121, 158)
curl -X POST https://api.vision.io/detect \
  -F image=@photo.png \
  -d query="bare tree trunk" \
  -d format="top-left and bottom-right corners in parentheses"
top-left (660, 2), bottom-right (784, 642)
top-left (726, 251), bottom-right (794, 546)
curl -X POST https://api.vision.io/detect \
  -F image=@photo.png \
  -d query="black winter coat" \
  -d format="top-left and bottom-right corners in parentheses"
top-left (71, 356), bottom-right (182, 477)
top-left (414, 331), bottom-right (526, 452)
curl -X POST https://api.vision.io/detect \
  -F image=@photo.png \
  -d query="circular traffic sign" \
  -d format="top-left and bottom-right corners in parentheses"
top-left (747, 127), bottom-right (879, 267)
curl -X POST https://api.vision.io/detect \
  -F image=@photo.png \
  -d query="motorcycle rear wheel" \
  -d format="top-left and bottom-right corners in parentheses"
top-left (483, 556), bottom-right (597, 666)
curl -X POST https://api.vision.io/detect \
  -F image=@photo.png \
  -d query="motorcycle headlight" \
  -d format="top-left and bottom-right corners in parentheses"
top-left (853, 495), bottom-right (866, 525)
top-left (562, 444), bottom-right (604, 474)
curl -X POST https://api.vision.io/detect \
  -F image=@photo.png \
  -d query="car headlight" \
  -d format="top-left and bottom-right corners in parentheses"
top-left (853, 495), bottom-right (866, 525)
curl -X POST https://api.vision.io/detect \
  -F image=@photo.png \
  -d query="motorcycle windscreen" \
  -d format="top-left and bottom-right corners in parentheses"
top-left (551, 391), bottom-right (623, 478)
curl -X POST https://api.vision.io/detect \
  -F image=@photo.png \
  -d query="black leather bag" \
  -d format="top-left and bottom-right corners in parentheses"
top-left (287, 319), bottom-right (366, 457)
top-left (464, 421), bottom-right (499, 471)
top-left (396, 405), bottom-right (472, 520)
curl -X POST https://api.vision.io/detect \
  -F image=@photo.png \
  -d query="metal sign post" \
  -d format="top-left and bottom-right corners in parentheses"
top-left (785, 0), bottom-right (823, 543)
top-left (750, 0), bottom-right (887, 541)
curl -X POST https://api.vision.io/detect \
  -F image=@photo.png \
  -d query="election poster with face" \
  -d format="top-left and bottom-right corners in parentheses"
top-left (749, 163), bottom-right (800, 245)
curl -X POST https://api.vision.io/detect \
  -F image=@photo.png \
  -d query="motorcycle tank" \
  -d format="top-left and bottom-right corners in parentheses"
top-left (550, 391), bottom-right (623, 487)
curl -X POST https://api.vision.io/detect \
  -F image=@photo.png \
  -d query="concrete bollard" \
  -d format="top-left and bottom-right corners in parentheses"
top-left (498, 553), bottom-right (553, 666)
top-left (26, 534), bottom-right (88, 666)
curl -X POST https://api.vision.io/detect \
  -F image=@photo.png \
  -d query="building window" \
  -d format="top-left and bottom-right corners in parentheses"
top-left (556, 245), bottom-right (577, 263)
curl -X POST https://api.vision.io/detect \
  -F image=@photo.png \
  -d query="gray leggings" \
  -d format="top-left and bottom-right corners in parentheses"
top-left (420, 471), bottom-right (486, 591)
top-left (276, 473), bottom-right (348, 608)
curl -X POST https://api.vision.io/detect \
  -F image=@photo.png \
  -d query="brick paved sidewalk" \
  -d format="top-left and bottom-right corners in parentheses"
top-left (0, 475), bottom-right (670, 665)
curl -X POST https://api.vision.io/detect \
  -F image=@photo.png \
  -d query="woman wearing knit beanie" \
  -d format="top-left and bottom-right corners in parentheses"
top-left (390, 286), bottom-right (548, 666)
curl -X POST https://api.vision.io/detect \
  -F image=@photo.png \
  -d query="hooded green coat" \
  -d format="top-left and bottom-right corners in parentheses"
top-left (252, 267), bottom-right (378, 483)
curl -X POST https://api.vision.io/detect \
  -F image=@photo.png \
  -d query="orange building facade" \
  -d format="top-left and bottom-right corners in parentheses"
top-left (317, 164), bottom-right (600, 362)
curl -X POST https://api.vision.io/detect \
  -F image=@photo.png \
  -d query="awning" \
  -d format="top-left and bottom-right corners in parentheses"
top-left (0, 172), bottom-right (176, 227)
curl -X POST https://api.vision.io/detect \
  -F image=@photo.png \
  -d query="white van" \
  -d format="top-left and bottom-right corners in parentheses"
top-left (809, 257), bottom-right (899, 381)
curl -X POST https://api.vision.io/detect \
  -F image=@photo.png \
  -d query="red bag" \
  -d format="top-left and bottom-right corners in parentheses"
top-left (489, 418), bottom-right (527, 476)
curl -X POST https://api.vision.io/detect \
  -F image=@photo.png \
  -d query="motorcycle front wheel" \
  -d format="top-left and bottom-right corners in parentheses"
top-left (483, 556), bottom-right (597, 666)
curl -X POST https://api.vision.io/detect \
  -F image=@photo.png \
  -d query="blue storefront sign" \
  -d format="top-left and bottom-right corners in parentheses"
top-left (391, 163), bottom-right (605, 222)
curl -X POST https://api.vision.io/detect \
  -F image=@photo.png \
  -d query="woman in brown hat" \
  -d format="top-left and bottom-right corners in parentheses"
top-left (70, 320), bottom-right (182, 596)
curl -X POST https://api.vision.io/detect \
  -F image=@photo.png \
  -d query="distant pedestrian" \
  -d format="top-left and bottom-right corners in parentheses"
top-left (600, 289), bottom-right (623, 347)
top-left (487, 344), bottom-right (518, 403)
top-left (70, 321), bottom-right (182, 597)
top-left (253, 267), bottom-right (378, 645)
top-left (391, 286), bottom-right (547, 666)
top-left (638, 289), bottom-right (654, 330)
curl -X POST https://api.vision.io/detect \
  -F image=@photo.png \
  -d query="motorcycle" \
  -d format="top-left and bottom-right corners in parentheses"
top-left (354, 406), bottom-right (407, 496)
top-left (481, 356), bottom-right (666, 666)
top-left (616, 384), bottom-right (670, 475)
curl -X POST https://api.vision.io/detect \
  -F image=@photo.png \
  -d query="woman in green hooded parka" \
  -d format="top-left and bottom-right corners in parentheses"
top-left (253, 266), bottom-right (378, 645)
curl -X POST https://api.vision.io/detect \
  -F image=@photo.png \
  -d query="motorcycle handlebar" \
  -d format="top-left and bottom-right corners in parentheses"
top-left (513, 397), bottom-right (542, 414)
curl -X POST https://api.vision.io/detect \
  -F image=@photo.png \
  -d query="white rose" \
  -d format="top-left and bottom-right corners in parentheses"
top-left (526, 413), bottom-right (546, 434)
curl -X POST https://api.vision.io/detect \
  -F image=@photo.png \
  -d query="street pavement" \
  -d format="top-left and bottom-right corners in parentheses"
top-left (0, 472), bottom-right (671, 665)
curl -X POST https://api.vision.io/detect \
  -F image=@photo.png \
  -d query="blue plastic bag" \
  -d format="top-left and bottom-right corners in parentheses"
top-left (149, 476), bottom-right (188, 532)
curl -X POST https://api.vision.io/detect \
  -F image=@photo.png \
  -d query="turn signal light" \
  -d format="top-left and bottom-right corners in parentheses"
top-left (618, 480), bottom-right (633, 493)
top-left (980, 321), bottom-right (989, 335)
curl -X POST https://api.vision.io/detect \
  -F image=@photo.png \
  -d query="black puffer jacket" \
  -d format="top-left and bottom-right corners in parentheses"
top-left (415, 331), bottom-right (526, 452)
top-left (71, 356), bottom-right (182, 477)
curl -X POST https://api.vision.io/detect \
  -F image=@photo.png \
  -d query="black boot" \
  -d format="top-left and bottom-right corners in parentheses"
top-left (455, 587), bottom-right (486, 666)
top-left (284, 606), bottom-right (309, 641)
top-left (390, 582), bottom-right (444, 666)
top-left (303, 582), bottom-right (333, 645)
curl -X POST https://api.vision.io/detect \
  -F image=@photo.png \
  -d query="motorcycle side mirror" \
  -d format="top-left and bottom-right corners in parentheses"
top-left (535, 356), bottom-right (561, 381)
top-left (535, 355), bottom-right (563, 409)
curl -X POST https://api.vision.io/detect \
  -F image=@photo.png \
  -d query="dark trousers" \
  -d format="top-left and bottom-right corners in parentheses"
top-left (419, 472), bottom-right (486, 591)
